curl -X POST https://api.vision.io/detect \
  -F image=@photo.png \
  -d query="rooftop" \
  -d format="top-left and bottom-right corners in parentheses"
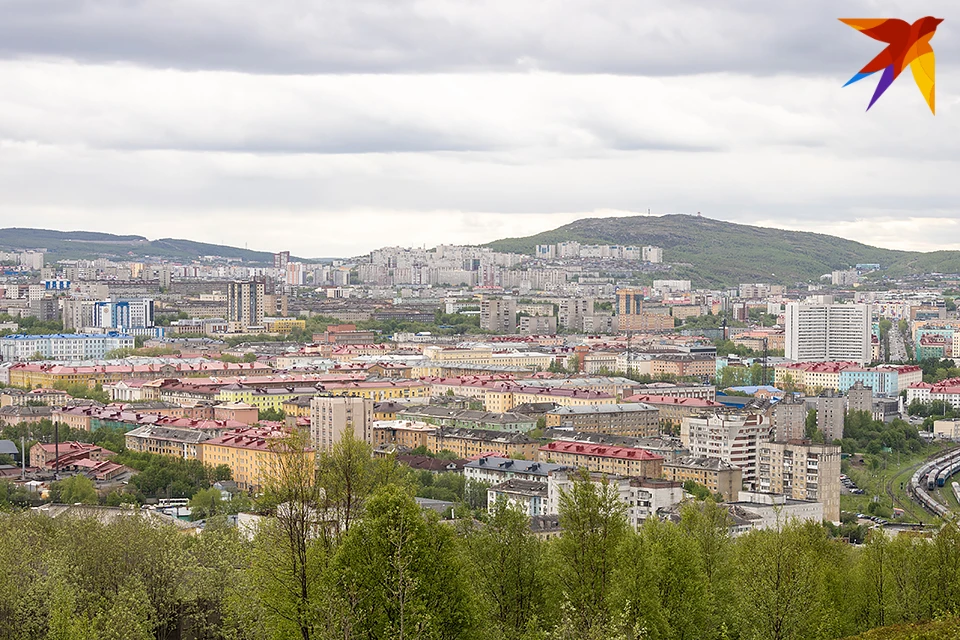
top-left (539, 441), bottom-right (663, 461)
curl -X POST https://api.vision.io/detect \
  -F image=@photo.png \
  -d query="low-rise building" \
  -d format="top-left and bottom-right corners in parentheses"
top-left (487, 479), bottom-right (548, 516)
top-left (663, 456), bottom-right (743, 500)
top-left (538, 441), bottom-right (664, 478)
top-left (0, 388), bottom-right (70, 407)
top-left (464, 456), bottom-right (569, 485)
top-left (428, 427), bottom-right (539, 460)
top-left (727, 492), bottom-right (824, 532)
top-left (547, 471), bottom-right (683, 529)
top-left (372, 420), bottom-right (437, 450)
top-left (542, 430), bottom-right (688, 463)
top-left (0, 332), bottom-right (134, 362)
top-left (198, 427), bottom-right (314, 492)
top-left (622, 395), bottom-right (726, 428)
top-left (396, 405), bottom-right (537, 433)
top-left (0, 404), bottom-right (53, 425)
top-left (124, 425), bottom-right (212, 460)
top-left (544, 402), bottom-right (660, 437)
top-left (29, 441), bottom-right (114, 470)
top-left (934, 418), bottom-right (960, 440)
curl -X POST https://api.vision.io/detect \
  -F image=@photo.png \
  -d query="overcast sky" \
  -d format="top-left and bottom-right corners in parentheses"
top-left (0, 0), bottom-right (958, 258)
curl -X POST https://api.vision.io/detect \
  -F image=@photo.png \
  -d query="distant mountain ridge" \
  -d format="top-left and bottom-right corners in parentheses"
top-left (0, 228), bottom-right (305, 264)
top-left (485, 214), bottom-right (960, 286)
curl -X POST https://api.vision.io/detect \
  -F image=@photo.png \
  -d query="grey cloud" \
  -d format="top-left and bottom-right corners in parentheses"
top-left (0, 0), bottom-right (956, 76)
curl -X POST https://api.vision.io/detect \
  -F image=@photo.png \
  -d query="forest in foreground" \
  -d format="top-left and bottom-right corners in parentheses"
top-left (2, 432), bottom-right (960, 640)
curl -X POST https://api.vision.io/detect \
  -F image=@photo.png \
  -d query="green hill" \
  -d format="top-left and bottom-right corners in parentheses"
top-left (0, 228), bottom-right (305, 264)
top-left (486, 214), bottom-right (960, 287)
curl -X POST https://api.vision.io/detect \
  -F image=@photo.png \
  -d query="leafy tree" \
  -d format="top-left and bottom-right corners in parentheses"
top-left (331, 485), bottom-right (477, 639)
top-left (549, 471), bottom-right (629, 638)
top-left (805, 409), bottom-right (819, 439)
top-left (189, 488), bottom-right (224, 521)
top-left (465, 499), bottom-right (545, 639)
top-left (256, 407), bottom-right (286, 422)
top-left (50, 474), bottom-right (98, 504)
top-left (252, 430), bottom-right (329, 640)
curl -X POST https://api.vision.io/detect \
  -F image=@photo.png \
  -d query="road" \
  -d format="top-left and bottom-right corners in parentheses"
top-left (888, 321), bottom-right (909, 363)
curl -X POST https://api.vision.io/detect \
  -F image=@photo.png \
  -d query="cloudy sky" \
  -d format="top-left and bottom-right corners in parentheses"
top-left (0, 0), bottom-right (958, 258)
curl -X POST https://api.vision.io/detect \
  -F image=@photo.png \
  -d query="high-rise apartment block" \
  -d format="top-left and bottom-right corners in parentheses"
top-left (758, 440), bottom-right (841, 522)
top-left (680, 412), bottom-right (770, 488)
top-left (642, 246), bottom-right (663, 263)
top-left (309, 395), bottom-right (374, 451)
top-left (785, 303), bottom-right (872, 365)
top-left (558, 297), bottom-right (594, 331)
top-left (480, 298), bottom-right (517, 333)
top-left (227, 280), bottom-right (265, 332)
top-left (846, 381), bottom-right (873, 415)
top-left (93, 299), bottom-right (155, 332)
top-left (816, 394), bottom-right (845, 442)
top-left (616, 289), bottom-right (674, 332)
top-left (772, 394), bottom-right (807, 442)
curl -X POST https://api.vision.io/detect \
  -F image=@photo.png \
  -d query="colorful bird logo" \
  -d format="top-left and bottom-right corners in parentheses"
top-left (840, 17), bottom-right (943, 114)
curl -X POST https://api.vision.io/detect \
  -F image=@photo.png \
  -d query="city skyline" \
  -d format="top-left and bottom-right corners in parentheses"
top-left (0, 1), bottom-right (958, 256)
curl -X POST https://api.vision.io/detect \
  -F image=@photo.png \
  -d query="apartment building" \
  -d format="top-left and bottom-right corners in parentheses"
top-left (372, 420), bottom-right (436, 450)
top-left (772, 395), bottom-right (807, 442)
top-left (757, 440), bottom-right (841, 523)
top-left (538, 441), bottom-right (664, 478)
top-left (309, 395), bottom-right (375, 451)
top-left (663, 456), bottom-right (743, 500)
top-left (558, 297), bottom-right (595, 332)
top-left (544, 403), bottom-right (660, 437)
top-left (785, 303), bottom-right (872, 365)
top-left (124, 425), bottom-right (212, 460)
top-left (487, 479), bottom-right (548, 516)
top-left (623, 395), bottom-right (726, 428)
top-left (428, 427), bottom-right (538, 459)
top-left (199, 427), bottom-right (313, 492)
top-left (480, 298), bottom-right (517, 333)
top-left (546, 471), bottom-right (682, 529)
top-left (680, 412), bottom-right (770, 488)
top-left (0, 333), bottom-right (134, 362)
top-left (816, 394), bottom-right (845, 442)
top-left (463, 456), bottom-right (569, 485)
top-left (226, 280), bottom-right (265, 332)
top-left (617, 289), bottom-right (674, 332)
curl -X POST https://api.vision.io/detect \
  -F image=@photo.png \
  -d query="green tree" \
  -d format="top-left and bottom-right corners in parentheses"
top-left (466, 499), bottom-right (545, 639)
top-left (550, 472), bottom-right (629, 639)
top-left (188, 487), bottom-right (223, 521)
top-left (805, 409), bottom-right (819, 439)
top-left (331, 485), bottom-right (477, 639)
top-left (614, 517), bottom-right (710, 639)
top-left (50, 474), bottom-right (98, 504)
top-left (252, 430), bottom-right (329, 640)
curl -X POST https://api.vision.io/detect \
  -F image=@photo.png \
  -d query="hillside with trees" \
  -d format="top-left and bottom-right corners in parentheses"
top-left (3, 431), bottom-right (960, 639)
top-left (486, 214), bottom-right (960, 286)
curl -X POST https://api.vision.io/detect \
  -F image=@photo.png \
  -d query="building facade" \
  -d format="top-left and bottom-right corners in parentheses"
top-left (680, 412), bottom-right (770, 488)
top-left (663, 456), bottom-right (743, 500)
top-left (309, 395), bottom-right (375, 451)
top-left (757, 440), bottom-right (841, 522)
top-left (227, 280), bottom-right (265, 332)
top-left (785, 303), bottom-right (872, 365)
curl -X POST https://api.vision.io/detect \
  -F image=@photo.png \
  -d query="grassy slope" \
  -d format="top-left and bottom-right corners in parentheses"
top-left (0, 228), bottom-right (294, 264)
top-left (487, 214), bottom-right (959, 287)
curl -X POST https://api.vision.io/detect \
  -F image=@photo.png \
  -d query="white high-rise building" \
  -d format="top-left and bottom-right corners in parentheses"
top-left (785, 303), bottom-right (872, 365)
